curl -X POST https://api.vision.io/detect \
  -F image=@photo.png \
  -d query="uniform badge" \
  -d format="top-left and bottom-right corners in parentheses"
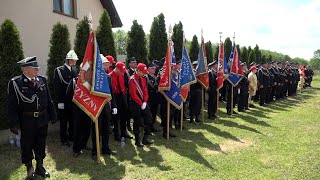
top-left (24, 79), bottom-right (27, 82)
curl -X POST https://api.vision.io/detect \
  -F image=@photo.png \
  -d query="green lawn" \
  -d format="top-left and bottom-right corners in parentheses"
top-left (1, 76), bottom-right (320, 180)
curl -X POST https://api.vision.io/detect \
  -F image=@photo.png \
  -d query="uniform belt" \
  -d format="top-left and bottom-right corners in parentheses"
top-left (23, 110), bottom-right (46, 117)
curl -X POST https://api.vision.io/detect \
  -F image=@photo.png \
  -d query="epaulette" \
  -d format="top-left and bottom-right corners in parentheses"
top-left (11, 76), bottom-right (21, 81)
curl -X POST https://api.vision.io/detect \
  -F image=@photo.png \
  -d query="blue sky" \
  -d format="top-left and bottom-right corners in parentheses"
top-left (113, 0), bottom-right (320, 60)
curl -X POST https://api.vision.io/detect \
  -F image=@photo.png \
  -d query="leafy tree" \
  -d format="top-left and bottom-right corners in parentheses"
top-left (96, 10), bottom-right (116, 60)
top-left (0, 19), bottom-right (24, 129)
top-left (205, 41), bottom-right (214, 63)
top-left (126, 20), bottom-right (147, 64)
top-left (224, 37), bottom-right (232, 60)
top-left (310, 50), bottom-right (320, 69)
top-left (261, 55), bottom-right (266, 64)
top-left (148, 13), bottom-right (167, 62)
top-left (172, 21), bottom-right (184, 61)
top-left (241, 46), bottom-right (248, 64)
top-left (189, 35), bottom-right (199, 62)
top-left (74, 17), bottom-right (89, 65)
top-left (213, 43), bottom-right (219, 61)
top-left (248, 50), bottom-right (256, 65)
top-left (47, 22), bottom-right (71, 101)
top-left (114, 29), bottom-right (127, 55)
top-left (254, 44), bottom-right (261, 63)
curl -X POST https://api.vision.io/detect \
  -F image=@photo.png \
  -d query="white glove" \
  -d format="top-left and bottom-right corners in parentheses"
top-left (141, 102), bottom-right (147, 110)
top-left (58, 103), bottom-right (65, 109)
top-left (112, 108), bottom-right (117, 115)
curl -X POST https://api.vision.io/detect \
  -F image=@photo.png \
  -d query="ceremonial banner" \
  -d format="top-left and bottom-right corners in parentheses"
top-left (163, 71), bottom-right (182, 109)
top-left (160, 40), bottom-right (182, 109)
top-left (217, 42), bottom-right (224, 90)
top-left (230, 44), bottom-right (243, 76)
top-left (158, 42), bottom-right (171, 91)
top-left (73, 31), bottom-right (112, 122)
top-left (180, 46), bottom-right (197, 102)
top-left (196, 38), bottom-right (209, 89)
top-left (226, 44), bottom-right (243, 86)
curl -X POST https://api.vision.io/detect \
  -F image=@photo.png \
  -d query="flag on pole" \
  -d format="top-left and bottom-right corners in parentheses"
top-left (196, 37), bottom-right (209, 89)
top-left (180, 45), bottom-right (197, 102)
top-left (230, 44), bottom-right (243, 76)
top-left (227, 44), bottom-right (243, 86)
top-left (217, 42), bottom-right (224, 90)
top-left (73, 31), bottom-right (112, 122)
top-left (159, 40), bottom-right (182, 109)
top-left (158, 42), bottom-right (171, 91)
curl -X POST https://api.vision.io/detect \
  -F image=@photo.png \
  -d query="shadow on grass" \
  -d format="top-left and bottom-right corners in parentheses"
top-left (236, 113), bottom-right (272, 127)
top-left (0, 144), bottom-right (23, 180)
top-left (214, 118), bottom-right (262, 135)
top-left (46, 131), bottom-right (126, 179)
top-left (155, 129), bottom-right (218, 171)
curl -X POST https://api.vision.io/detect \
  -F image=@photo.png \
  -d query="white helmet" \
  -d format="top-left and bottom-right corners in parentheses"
top-left (100, 54), bottom-right (109, 63)
top-left (66, 50), bottom-right (79, 60)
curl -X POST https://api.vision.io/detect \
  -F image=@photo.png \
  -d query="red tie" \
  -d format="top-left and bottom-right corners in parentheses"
top-left (31, 79), bottom-right (35, 86)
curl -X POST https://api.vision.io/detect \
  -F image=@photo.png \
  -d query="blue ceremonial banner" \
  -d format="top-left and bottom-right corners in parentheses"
top-left (163, 72), bottom-right (182, 109)
top-left (180, 46), bottom-right (196, 87)
top-left (91, 36), bottom-right (112, 98)
top-left (227, 44), bottom-right (242, 86)
top-left (196, 41), bottom-right (207, 76)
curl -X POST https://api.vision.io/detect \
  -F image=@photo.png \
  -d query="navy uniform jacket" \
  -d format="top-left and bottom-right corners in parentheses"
top-left (146, 74), bottom-right (159, 106)
top-left (53, 64), bottom-right (78, 105)
top-left (208, 70), bottom-right (217, 93)
top-left (257, 67), bottom-right (270, 88)
top-left (239, 74), bottom-right (249, 95)
top-left (7, 74), bottom-right (57, 129)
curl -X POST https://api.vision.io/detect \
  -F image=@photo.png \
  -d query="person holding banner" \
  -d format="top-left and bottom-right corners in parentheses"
top-left (109, 62), bottom-right (133, 141)
top-left (189, 61), bottom-right (202, 123)
top-left (53, 50), bottom-right (79, 147)
top-left (238, 62), bottom-right (250, 112)
top-left (91, 55), bottom-right (118, 160)
top-left (128, 63), bottom-right (154, 147)
top-left (146, 63), bottom-right (159, 132)
top-left (207, 60), bottom-right (218, 119)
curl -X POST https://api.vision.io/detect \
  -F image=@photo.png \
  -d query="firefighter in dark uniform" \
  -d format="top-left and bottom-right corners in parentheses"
top-left (266, 62), bottom-right (274, 103)
top-left (125, 57), bottom-right (138, 131)
top-left (53, 50), bottom-right (79, 147)
top-left (7, 56), bottom-right (57, 179)
top-left (238, 62), bottom-right (250, 112)
top-left (207, 60), bottom-right (218, 119)
top-left (270, 61), bottom-right (281, 100)
top-left (146, 63), bottom-right (159, 132)
top-left (66, 76), bottom-right (91, 158)
top-left (257, 61), bottom-right (269, 106)
top-left (189, 61), bottom-right (202, 123)
top-left (91, 55), bottom-right (118, 160)
top-left (128, 63), bottom-right (154, 147)
top-left (109, 62), bottom-right (133, 141)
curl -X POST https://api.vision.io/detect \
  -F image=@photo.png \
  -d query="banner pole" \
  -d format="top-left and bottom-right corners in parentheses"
top-left (167, 101), bottom-right (170, 140)
top-left (180, 105), bottom-right (183, 132)
top-left (202, 87), bottom-right (205, 123)
top-left (94, 120), bottom-right (100, 163)
top-left (231, 85), bottom-right (234, 115)
top-left (216, 90), bottom-right (219, 116)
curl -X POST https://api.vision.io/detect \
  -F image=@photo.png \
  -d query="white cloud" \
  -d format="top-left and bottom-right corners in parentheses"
top-left (113, 0), bottom-right (320, 59)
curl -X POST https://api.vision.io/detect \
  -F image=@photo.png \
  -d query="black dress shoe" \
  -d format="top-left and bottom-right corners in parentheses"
top-left (238, 109), bottom-right (244, 112)
top-left (114, 136), bottom-right (121, 142)
top-left (208, 115), bottom-right (213, 119)
top-left (92, 155), bottom-right (97, 161)
top-left (233, 111), bottom-right (238, 114)
top-left (102, 149), bottom-right (118, 156)
top-left (122, 134), bottom-right (133, 139)
top-left (249, 104), bottom-right (255, 108)
top-left (213, 114), bottom-right (219, 118)
top-left (142, 139), bottom-right (154, 145)
top-left (150, 127), bottom-right (158, 132)
top-left (61, 141), bottom-right (71, 148)
top-left (169, 132), bottom-right (176, 137)
top-left (135, 141), bottom-right (144, 147)
top-left (73, 151), bottom-right (83, 158)
top-left (35, 166), bottom-right (50, 178)
top-left (26, 164), bottom-right (35, 180)
top-left (227, 110), bottom-right (232, 115)
top-left (195, 118), bottom-right (201, 123)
